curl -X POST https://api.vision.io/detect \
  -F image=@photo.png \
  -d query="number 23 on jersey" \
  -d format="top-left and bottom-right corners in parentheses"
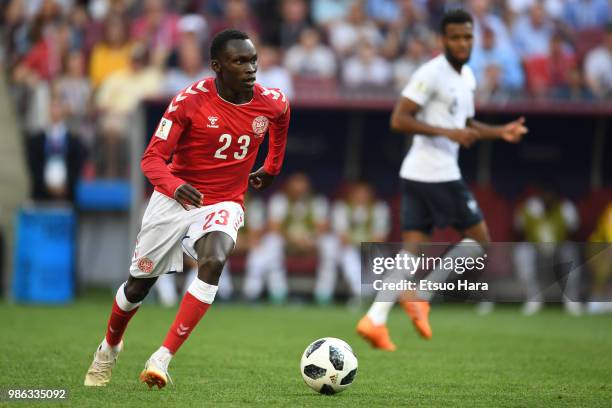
top-left (214, 134), bottom-right (250, 160)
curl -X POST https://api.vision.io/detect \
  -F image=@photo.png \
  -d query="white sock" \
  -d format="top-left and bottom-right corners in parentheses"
top-left (366, 251), bottom-right (417, 325)
top-left (187, 277), bottom-right (218, 304)
top-left (367, 302), bottom-right (395, 325)
top-left (152, 346), bottom-right (173, 359)
top-left (100, 338), bottom-right (121, 354)
top-left (115, 282), bottom-right (141, 311)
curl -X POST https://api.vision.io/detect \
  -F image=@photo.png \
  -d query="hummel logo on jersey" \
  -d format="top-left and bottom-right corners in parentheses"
top-left (207, 116), bottom-right (219, 128)
top-left (177, 323), bottom-right (190, 336)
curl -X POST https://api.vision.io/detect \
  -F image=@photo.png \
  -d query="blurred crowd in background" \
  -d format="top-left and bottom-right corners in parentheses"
top-left (2, 0), bottom-right (612, 181)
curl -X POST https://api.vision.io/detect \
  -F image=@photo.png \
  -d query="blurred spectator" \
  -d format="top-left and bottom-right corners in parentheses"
top-left (586, 203), bottom-right (612, 314)
top-left (89, 15), bottom-right (133, 88)
top-left (513, 188), bottom-right (582, 315)
top-left (255, 45), bottom-right (294, 99)
top-left (325, 182), bottom-right (390, 305)
top-left (284, 28), bottom-right (336, 78)
top-left (312, 0), bottom-right (353, 26)
top-left (209, 0), bottom-right (260, 37)
top-left (131, 0), bottom-right (180, 53)
top-left (341, 39), bottom-right (391, 88)
top-left (56, 50), bottom-right (93, 145)
top-left (584, 23), bottom-right (612, 98)
top-left (25, 89), bottom-right (86, 202)
top-left (328, 0), bottom-right (384, 57)
top-left (365, 0), bottom-right (400, 26)
top-left (279, 0), bottom-right (311, 49)
top-left (95, 45), bottom-right (163, 177)
top-left (523, 33), bottom-right (580, 98)
top-left (470, 26), bottom-right (524, 94)
top-left (563, 0), bottom-right (609, 30)
top-left (512, 2), bottom-right (555, 57)
top-left (242, 173), bottom-right (332, 303)
top-left (474, 64), bottom-right (513, 102)
top-left (469, 0), bottom-right (513, 54)
top-left (279, 0), bottom-right (311, 50)
top-left (163, 39), bottom-right (212, 96)
top-left (507, 0), bottom-right (564, 19)
top-left (382, 0), bottom-right (432, 59)
top-left (392, 38), bottom-right (429, 91)
top-left (547, 34), bottom-right (578, 94)
top-left (176, 14), bottom-right (208, 47)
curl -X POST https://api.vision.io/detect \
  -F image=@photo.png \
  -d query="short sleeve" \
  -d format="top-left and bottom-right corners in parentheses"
top-left (400, 63), bottom-right (436, 106)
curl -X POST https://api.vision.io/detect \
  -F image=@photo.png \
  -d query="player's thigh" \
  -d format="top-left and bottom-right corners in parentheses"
top-left (183, 201), bottom-right (245, 260)
top-left (130, 192), bottom-right (189, 278)
top-left (446, 180), bottom-right (485, 235)
top-left (400, 179), bottom-right (434, 236)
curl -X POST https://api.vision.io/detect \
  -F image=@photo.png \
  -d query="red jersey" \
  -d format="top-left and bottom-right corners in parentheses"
top-left (141, 77), bottom-right (290, 206)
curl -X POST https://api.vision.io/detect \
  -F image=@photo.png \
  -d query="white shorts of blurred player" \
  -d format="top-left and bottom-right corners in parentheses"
top-left (242, 233), bottom-right (362, 303)
top-left (130, 191), bottom-right (243, 303)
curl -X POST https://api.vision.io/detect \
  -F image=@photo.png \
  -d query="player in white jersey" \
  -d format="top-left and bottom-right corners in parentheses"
top-left (357, 9), bottom-right (528, 351)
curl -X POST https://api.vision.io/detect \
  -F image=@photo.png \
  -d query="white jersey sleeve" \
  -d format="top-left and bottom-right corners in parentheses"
top-left (400, 62), bottom-right (437, 106)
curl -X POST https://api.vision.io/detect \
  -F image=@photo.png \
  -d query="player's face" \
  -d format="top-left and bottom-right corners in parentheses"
top-left (442, 23), bottom-right (473, 66)
top-left (214, 39), bottom-right (258, 92)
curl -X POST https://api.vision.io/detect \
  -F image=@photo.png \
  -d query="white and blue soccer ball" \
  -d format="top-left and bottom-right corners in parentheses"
top-left (300, 337), bottom-right (358, 395)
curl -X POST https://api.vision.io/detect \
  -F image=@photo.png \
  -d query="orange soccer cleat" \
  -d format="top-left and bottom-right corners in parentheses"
top-left (400, 299), bottom-right (432, 340)
top-left (356, 316), bottom-right (397, 351)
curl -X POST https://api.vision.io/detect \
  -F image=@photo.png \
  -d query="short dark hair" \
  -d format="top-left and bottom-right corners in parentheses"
top-left (210, 29), bottom-right (250, 60)
top-left (440, 9), bottom-right (473, 34)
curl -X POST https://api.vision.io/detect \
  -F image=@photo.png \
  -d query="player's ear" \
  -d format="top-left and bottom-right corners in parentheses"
top-left (211, 59), bottom-right (221, 74)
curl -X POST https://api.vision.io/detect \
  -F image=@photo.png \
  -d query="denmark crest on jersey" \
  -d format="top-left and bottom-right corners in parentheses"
top-left (252, 116), bottom-right (269, 137)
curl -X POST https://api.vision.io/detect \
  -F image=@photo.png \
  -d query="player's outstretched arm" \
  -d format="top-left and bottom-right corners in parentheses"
top-left (391, 97), bottom-right (478, 147)
top-left (467, 117), bottom-right (528, 143)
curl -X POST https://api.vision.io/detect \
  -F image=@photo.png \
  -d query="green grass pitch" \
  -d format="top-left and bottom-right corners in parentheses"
top-left (1, 296), bottom-right (611, 407)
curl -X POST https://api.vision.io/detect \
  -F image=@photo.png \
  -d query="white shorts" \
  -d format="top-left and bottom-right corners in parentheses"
top-left (130, 191), bottom-right (244, 278)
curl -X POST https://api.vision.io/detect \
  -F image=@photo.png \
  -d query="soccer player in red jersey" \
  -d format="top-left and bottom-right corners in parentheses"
top-left (84, 29), bottom-right (290, 388)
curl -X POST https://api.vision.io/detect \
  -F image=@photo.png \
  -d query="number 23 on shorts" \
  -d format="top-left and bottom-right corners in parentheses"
top-left (203, 209), bottom-right (229, 230)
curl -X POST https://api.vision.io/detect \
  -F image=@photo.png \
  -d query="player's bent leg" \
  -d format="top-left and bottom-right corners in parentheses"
top-left (141, 231), bottom-right (235, 389)
top-left (397, 230), bottom-right (434, 340)
top-left (85, 278), bottom-right (156, 386)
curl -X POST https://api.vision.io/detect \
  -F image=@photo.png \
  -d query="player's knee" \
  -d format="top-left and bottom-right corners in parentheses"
top-left (124, 280), bottom-right (151, 303)
top-left (198, 254), bottom-right (227, 277)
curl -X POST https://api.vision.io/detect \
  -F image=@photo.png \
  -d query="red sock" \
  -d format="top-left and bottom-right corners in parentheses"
top-left (105, 299), bottom-right (139, 346)
top-left (162, 292), bottom-right (211, 354)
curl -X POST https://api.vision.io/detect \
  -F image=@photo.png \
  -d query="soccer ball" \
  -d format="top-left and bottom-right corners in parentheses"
top-left (300, 337), bottom-right (358, 395)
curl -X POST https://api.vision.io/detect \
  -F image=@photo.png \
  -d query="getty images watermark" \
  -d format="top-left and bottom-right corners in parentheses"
top-left (371, 251), bottom-right (488, 292)
top-left (360, 242), bottom-right (612, 303)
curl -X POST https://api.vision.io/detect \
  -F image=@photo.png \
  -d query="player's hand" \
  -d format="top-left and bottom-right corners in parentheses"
top-left (446, 128), bottom-right (479, 147)
top-left (174, 184), bottom-right (203, 210)
top-left (501, 116), bottom-right (528, 143)
top-left (249, 167), bottom-right (275, 191)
